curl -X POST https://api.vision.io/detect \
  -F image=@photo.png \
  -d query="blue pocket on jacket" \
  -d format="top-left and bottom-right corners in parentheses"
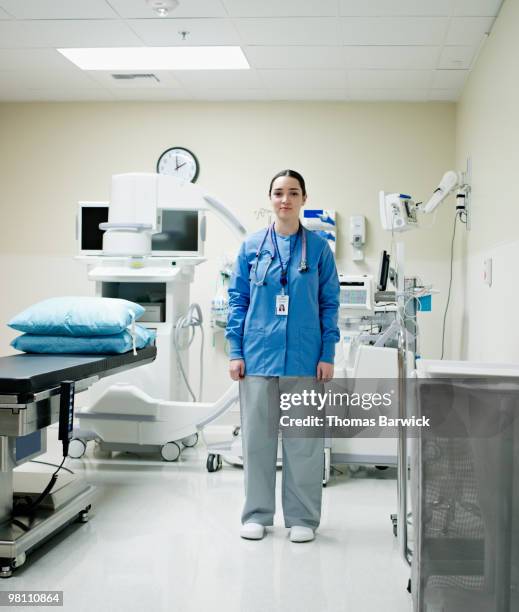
top-left (243, 327), bottom-right (265, 372)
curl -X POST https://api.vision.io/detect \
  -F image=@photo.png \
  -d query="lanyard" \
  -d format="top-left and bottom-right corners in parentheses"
top-left (252, 223), bottom-right (308, 287)
top-left (271, 223), bottom-right (307, 292)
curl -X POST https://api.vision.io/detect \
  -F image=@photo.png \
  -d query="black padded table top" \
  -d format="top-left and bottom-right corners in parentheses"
top-left (0, 346), bottom-right (156, 398)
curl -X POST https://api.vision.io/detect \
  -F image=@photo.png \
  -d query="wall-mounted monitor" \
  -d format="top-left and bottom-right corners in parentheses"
top-left (77, 202), bottom-right (205, 257)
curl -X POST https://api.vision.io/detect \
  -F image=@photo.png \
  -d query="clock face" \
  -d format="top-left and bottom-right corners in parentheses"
top-left (157, 147), bottom-right (199, 182)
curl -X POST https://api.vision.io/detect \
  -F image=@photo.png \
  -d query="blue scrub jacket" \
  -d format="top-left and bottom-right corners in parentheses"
top-left (226, 227), bottom-right (340, 377)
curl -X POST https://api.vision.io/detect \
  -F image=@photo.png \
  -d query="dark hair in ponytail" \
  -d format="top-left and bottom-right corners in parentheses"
top-left (268, 169), bottom-right (306, 197)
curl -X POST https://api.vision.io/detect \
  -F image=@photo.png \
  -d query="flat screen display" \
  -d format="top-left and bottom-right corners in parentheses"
top-left (152, 209), bottom-right (198, 253)
top-left (81, 206), bottom-right (108, 251)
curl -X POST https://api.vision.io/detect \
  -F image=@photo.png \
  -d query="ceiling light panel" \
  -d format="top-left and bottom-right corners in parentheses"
top-left (244, 46), bottom-right (346, 70)
top-left (341, 17), bottom-right (449, 45)
top-left (222, 0), bottom-right (338, 17)
top-left (58, 47), bottom-right (249, 70)
top-left (340, 0), bottom-right (453, 17)
top-left (107, 0), bottom-right (227, 18)
top-left (234, 17), bottom-right (339, 46)
top-left (128, 18), bottom-right (240, 46)
top-left (344, 46), bottom-right (440, 70)
top-left (0, 0), bottom-right (119, 19)
top-left (445, 16), bottom-right (495, 45)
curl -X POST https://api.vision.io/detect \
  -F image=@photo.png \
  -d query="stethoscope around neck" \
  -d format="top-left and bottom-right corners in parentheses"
top-left (251, 223), bottom-right (308, 286)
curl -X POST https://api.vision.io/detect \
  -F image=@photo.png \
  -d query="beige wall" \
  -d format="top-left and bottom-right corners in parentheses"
top-left (0, 101), bottom-right (456, 397)
top-left (452, 0), bottom-right (519, 362)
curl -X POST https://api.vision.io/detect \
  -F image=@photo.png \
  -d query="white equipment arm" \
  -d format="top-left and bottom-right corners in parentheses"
top-left (423, 170), bottom-right (464, 214)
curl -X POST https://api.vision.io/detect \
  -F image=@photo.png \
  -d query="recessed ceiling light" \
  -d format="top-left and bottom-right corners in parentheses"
top-left (57, 47), bottom-right (250, 70)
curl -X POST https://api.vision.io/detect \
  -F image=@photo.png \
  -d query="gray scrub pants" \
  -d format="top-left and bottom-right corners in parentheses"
top-left (239, 376), bottom-right (325, 529)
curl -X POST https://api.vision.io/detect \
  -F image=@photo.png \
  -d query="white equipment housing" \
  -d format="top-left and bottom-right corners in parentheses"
top-left (339, 274), bottom-right (374, 313)
top-left (379, 191), bottom-right (418, 233)
top-left (72, 173), bottom-right (246, 462)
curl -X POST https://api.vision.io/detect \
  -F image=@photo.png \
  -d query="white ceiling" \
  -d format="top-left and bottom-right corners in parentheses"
top-left (0, 0), bottom-right (504, 102)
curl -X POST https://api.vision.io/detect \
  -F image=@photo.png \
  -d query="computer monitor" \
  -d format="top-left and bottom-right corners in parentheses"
top-left (77, 202), bottom-right (205, 257)
top-left (377, 250), bottom-right (390, 291)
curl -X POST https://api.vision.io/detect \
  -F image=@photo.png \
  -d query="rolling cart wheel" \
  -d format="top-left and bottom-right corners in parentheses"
top-left (0, 563), bottom-right (13, 579)
top-left (393, 523), bottom-right (398, 537)
top-left (93, 442), bottom-right (112, 459)
top-left (181, 433), bottom-right (199, 448)
top-left (206, 454), bottom-right (222, 473)
top-left (161, 441), bottom-right (181, 462)
top-left (68, 438), bottom-right (87, 459)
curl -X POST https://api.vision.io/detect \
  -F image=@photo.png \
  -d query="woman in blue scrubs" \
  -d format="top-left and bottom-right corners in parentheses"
top-left (226, 170), bottom-right (340, 542)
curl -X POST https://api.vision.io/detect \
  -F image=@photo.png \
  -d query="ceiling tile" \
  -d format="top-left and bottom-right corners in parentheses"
top-left (259, 69), bottom-right (346, 89)
top-left (244, 46), bottom-right (346, 70)
top-left (86, 70), bottom-right (183, 88)
top-left (111, 88), bottom-right (192, 100)
top-left (0, 21), bottom-right (34, 47)
top-left (341, 17), bottom-right (449, 45)
top-left (432, 69), bottom-right (468, 89)
top-left (429, 89), bottom-right (461, 101)
top-left (173, 69), bottom-right (262, 88)
top-left (222, 0), bottom-right (339, 17)
top-left (266, 88), bottom-right (347, 100)
top-left (348, 89), bottom-right (428, 101)
top-left (446, 16), bottom-right (494, 45)
top-left (0, 49), bottom-right (84, 71)
top-left (190, 88), bottom-right (268, 100)
top-left (234, 17), bottom-right (339, 46)
top-left (438, 46), bottom-right (476, 69)
top-left (7, 20), bottom-right (142, 48)
top-left (27, 89), bottom-right (115, 100)
top-left (0, 69), bottom-right (100, 89)
top-left (453, 0), bottom-right (503, 17)
top-left (0, 0), bottom-right (118, 19)
top-left (128, 18), bottom-right (240, 45)
top-left (108, 0), bottom-right (227, 18)
top-left (347, 70), bottom-right (433, 89)
top-left (340, 0), bottom-right (453, 17)
top-left (345, 46), bottom-right (440, 69)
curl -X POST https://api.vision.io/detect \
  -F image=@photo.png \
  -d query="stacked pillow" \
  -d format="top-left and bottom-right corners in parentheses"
top-left (9, 297), bottom-right (155, 355)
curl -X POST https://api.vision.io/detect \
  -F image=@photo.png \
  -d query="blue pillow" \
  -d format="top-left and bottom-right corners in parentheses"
top-left (11, 324), bottom-right (155, 355)
top-left (8, 297), bottom-right (145, 337)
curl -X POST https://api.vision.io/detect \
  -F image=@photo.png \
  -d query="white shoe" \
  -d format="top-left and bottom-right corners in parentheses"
top-left (289, 526), bottom-right (315, 543)
top-left (240, 523), bottom-right (265, 540)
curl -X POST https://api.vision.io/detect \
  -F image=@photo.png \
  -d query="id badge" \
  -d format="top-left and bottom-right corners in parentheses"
top-left (276, 294), bottom-right (289, 316)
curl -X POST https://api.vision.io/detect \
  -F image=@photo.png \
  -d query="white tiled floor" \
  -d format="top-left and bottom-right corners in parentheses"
top-left (7, 428), bottom-right (412, 612)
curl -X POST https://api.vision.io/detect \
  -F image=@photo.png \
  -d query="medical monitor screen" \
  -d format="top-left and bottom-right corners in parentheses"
top-left (81, 206), bottom-right (108, 251)
top-left (153, 210), bottom-right (199, 254)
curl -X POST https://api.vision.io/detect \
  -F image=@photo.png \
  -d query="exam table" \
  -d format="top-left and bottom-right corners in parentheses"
top-left (0, 346), bottom-right (156, 577)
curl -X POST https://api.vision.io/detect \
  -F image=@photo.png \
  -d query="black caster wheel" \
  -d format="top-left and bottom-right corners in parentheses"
top-left (206, 454), bottom-right (222, 473)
